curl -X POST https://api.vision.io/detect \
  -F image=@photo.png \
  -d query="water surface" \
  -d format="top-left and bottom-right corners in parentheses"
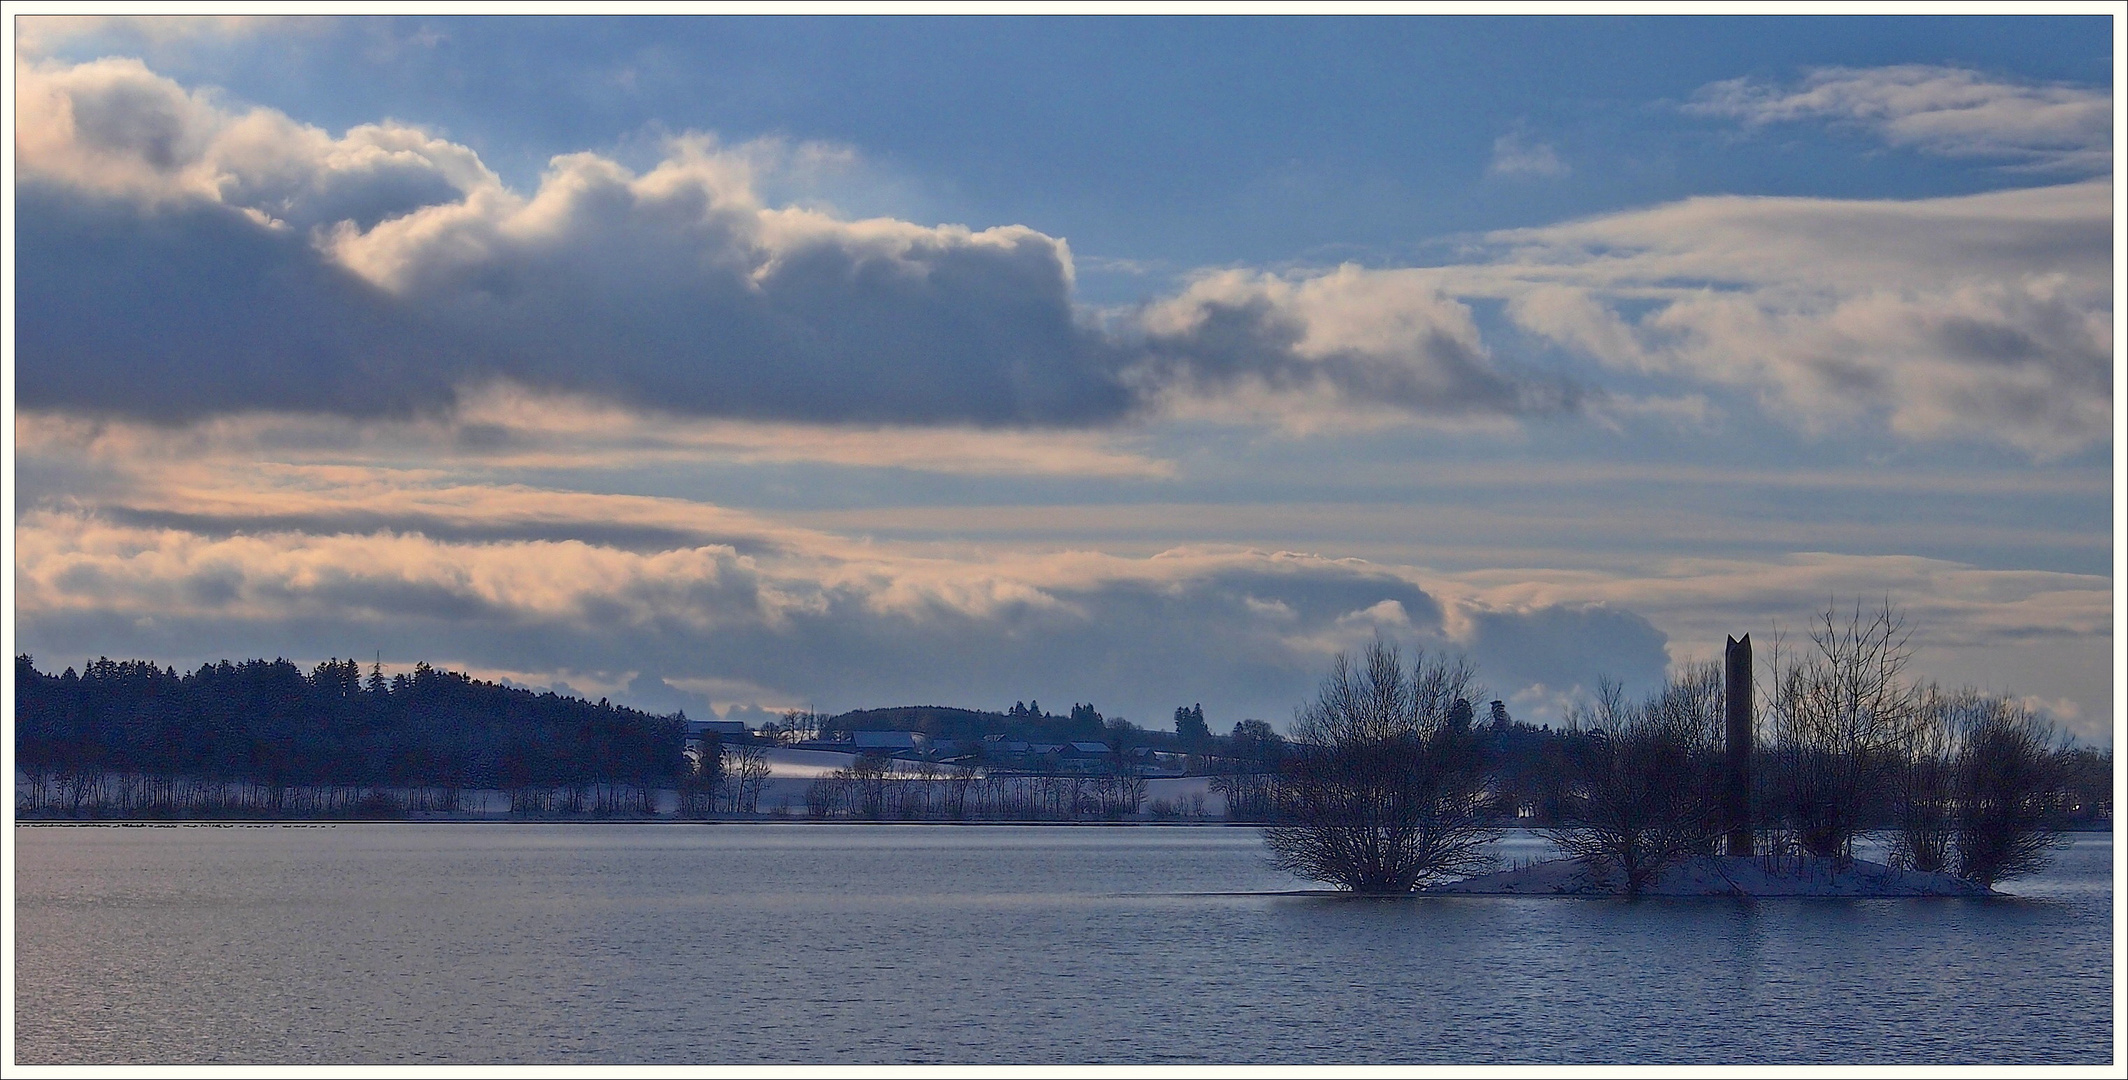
top-left (13, 824), bottom-right (2114, 1064)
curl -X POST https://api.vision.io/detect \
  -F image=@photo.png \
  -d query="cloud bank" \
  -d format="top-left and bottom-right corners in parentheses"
top-left (19, 57), bottom-right (2106, 454)
top-left (13, 499), bottom-right (1680, 729)
top-left (1489, 181), bottom-right (2113, 456)
top-left (15, 56), bottom-right (1557, 431)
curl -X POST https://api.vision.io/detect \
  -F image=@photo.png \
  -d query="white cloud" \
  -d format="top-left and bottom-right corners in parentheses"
top-left (14, 15), bottom-right (307, 58)
top-left (1487, 130), bottom-right (1568, 178)
top-left (15, 55), bottom-right (491, 218)
top-left (1690, 64), bottom-right (2112, 171)
top-left (1485, 181), bottom-right (2113, 457)
top-left (1119, 178), bottom-right (2111, 455)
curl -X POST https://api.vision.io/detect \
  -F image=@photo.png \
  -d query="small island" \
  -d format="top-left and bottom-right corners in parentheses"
top-left (1260, 606), bottom-right (2094, 900)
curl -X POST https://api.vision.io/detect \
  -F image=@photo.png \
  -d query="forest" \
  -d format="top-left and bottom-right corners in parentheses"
top-left (15, 654), bottom-right (687, 816)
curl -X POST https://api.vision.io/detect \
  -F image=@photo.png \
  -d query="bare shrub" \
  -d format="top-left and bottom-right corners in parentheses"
top-left (1263, 642), bottom-right (1497, 893)
top-left (1545, 666), bottom-right (1724, 895)
top-left (1889, 686), bottom-right (1959, 873)
top-left (1211, 771), bottom-right (1277, 822)
top-left (1949, 694), bottom-right (2070, 888)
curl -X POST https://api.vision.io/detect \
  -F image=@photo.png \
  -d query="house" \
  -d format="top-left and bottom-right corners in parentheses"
top-left (684, 719), bottom-right (749, 749)
top-left (851, 730), bottom-right (923, 753)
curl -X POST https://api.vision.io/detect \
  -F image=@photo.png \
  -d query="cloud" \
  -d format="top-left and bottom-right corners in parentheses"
top-left (23, 495), bottom-right (2107, 738)
top-left (13, 56), bottom-right (1577, 434)
top-left (15, 57), bottom-right (1132, 427)
top-left (1690, 64), bottom-right (2112, 172)
top-left (13, 502), bottom-right (1673, 731)
top-left (14, 15), bottom-right (308, 58)
top-left (14, 386), bottom-right (1177, 482)
top-left (1487, 130), bottom-right (1568, 178)
top-left (1456, 603), bottom-right (1668, 703)
top-left (1133, 265), bottom-right (1582, 427)
top-left (13, 415), bottom-right (2108, 737)
top-left (1486, 181), bottom-right (2113, 457)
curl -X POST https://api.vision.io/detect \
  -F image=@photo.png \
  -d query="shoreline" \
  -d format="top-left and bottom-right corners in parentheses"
top-left (18, 821), bottom-right (2076, 898)
top-left (13, 817), bottom-right (1263, 828)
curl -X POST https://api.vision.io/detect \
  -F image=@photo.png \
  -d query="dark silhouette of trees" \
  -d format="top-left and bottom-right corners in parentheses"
top-left (1891, 688), bottom-right (1959, 873)
top-left (1174, 704), bottom-right (1210, 747)
top-left (729, 740), bottom-right (771, 814)
top-left (1227, 719), bottom-right (1287, 768)
top-left (679, 732), bottom-right (725, 818)
top-left (1943, 692), bottom-right (2071, 887)
top-left (15, 654), bottom-right (688, 817)
top-left (2058, 746), bottom-right (2113, 827)
top-left (1763, 601), bottom-right (1922, 860)
top-left (1545, 667), bottom-right (1724, 895)
top-left (1263, 642), bottom-right (1497, 893)
top-left (822, 703), bottom-right (1106, 747)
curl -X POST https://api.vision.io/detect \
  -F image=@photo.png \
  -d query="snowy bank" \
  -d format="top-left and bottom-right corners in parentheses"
top-left (1427, 855), bottom-right (1991, 897)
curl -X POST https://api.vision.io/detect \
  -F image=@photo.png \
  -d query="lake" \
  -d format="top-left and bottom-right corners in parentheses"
top-left (12, 824), bottom-right (2115, 1064)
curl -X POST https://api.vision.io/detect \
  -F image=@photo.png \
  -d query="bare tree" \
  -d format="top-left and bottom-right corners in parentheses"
top-left (1764, 599), bottom-right (1923, 860)
top-left (1210, 769), bottom-right (1277, 822)
top-left (845, 752), bottom-right (891, 819)
top-left (731, 741), bottom-right (771, 814)
top-left (1263, 642), bottom-right (1498, 893)
top-left (1545, 668), bottom-right (1724, 895)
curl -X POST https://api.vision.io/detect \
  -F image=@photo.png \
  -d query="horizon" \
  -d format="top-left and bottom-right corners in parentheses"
top-left (8, 14), bottom-right (2118, 746)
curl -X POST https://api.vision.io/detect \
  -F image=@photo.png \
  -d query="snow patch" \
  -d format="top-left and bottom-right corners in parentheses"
top-left (1428, 855), bottom-right (1991, 897)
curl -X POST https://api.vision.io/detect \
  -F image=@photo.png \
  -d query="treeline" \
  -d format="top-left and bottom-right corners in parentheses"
top-left (16, 654), bottom-right (688, 817)
top-left (807, 704), bottom-right (1109, 745)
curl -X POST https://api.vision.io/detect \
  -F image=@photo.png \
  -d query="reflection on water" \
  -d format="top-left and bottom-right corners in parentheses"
top-left (13, 824), bottom-right (2113, 1064)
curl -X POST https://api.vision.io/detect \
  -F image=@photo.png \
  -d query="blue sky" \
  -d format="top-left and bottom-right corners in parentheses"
top-left (9, 14), bottom-right (2118, 741)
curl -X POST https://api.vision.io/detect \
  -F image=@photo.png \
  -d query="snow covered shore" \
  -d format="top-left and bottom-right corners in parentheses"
top-left (1427, 855), bottom-right (1991, 897)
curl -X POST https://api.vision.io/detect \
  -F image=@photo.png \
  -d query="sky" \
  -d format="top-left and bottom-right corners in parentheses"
top-left (7, 13), bottom-right (2119, 743)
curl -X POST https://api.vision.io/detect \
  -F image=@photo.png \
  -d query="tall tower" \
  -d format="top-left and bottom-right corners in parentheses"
top-left (1724, 635), bottom-right (1754, 856)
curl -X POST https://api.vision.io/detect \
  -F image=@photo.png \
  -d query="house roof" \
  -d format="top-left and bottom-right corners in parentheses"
top-left (852, 730), bottom-right (921, 749)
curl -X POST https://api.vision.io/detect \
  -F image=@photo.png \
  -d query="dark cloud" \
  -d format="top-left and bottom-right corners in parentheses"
top-left (1141, 294), bottom-right (1580, 418)
top-left (13, 181), bottom-right (1139, 427)
top-left (14, 189), bottom-right (462, 421)
top-left (93, 506), bottom-right (777, 556)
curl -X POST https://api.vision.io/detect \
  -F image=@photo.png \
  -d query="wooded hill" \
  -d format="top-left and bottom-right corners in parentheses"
top-left (14, 654), bottom-right (688, 792)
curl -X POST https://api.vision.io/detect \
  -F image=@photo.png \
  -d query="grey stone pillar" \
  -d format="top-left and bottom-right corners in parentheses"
top-left (1724, 634), bottom-right (1754, 856)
